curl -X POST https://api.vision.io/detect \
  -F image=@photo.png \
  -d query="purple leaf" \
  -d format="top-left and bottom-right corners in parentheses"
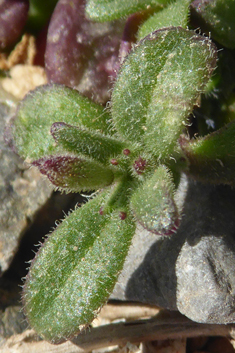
top-left (45, 0), bottom-right (124, 104)
top-left (0, 0), bottom-right (29, 50)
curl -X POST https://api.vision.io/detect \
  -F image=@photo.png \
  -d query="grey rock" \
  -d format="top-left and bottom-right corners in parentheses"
top-left (177, 235), bottom-right (235, 324)
top-left (0, 306), bottom-right (27, 341)
top-left (0, 93), bottom-right (53, 274)
top-left (112, 177), bottom-right (235, 324)
top-left (176, 182), bottom-right (235, 323)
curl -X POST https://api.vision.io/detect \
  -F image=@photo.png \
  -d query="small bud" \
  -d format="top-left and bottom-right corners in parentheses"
top-left (123, 148), bottom-right (131, 155)
top-left (110, 158), bottom-right (119, 165)
top-left (119, 211), bottom-right (127, 220)
top-left (133, 156), bottom-right (147, 174)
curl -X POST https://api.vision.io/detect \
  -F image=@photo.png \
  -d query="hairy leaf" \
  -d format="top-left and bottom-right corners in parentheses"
top-left (130, 165), bottom-right (180, 235)
top-left (33, 154), bottom-right (114, 192)
top-left (85, 0), bottom-right (170, 22)
top-left (100, 176), bottom-right (136, 214)
top-left (191, 0), bottom-right (235, 49)
top-left (112, 27), bottom-right (217, 160)
top-left (11, 84), bottom-right (112, 161)
top-left (51, 122), bottom-right (128, 165)
top-left (180, 122), bottom-right (235, 185)
top-left (23, 192), bottom-right (136, 342)
top-left (137, 0), bottom-right (190, 40)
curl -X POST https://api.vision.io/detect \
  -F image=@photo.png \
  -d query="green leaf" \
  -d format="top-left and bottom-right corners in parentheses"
top-left (137, 0), bottom-right (190, 40)
top-left (23, 191), bottom-right (136, 342)
top-left (85, 0), bottom-right (170, 22)
top-left (11, 84), bottom-right (112, 162)
top-left (130, 165), bottom-right (179, 235)
top-left (51, 122), bottom-right (128, 165)
top-left (100, 176), bottom-right (137, 214)
top-left (112, 27), bottom-right (217, 160)
top-left (180, 121), bottom-right (235, 185)
top-left (191, 0), bottom-right (235, 49)
top-left (33, 154), bottom-right (114, 192)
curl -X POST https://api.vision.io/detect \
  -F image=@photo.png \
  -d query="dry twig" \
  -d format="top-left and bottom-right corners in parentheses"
top-left (1, 308), bottom-right (235, 353)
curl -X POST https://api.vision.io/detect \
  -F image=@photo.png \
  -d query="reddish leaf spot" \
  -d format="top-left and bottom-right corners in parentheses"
top-left (32, 155), bottom-right (81, 186)
top-left (161, 218), bottom-right (180, 236)
top-left (50, 122), bottom-right (68, 139)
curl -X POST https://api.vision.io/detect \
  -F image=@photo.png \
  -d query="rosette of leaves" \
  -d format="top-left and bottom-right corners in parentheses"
top-left (11, 26), bottom-right (217, 342)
